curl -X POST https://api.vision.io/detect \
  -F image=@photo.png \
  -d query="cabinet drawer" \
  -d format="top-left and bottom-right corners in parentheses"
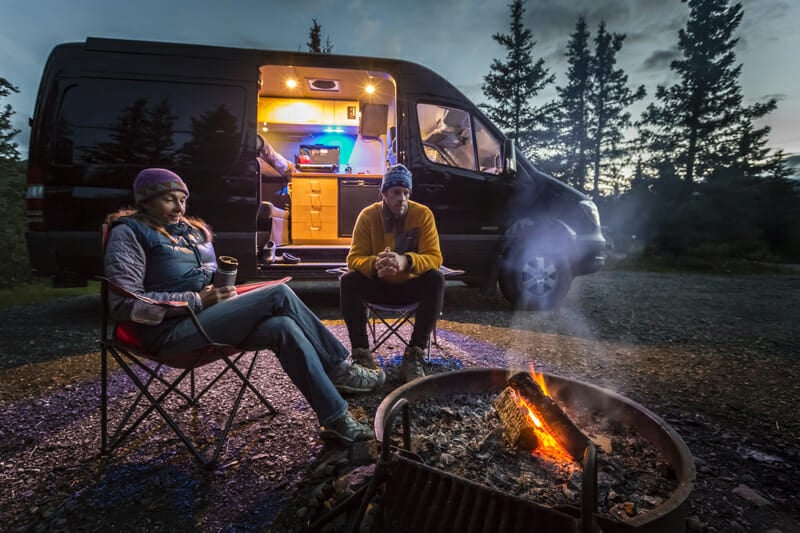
top-left (291, 178), bottom-right (338, 207)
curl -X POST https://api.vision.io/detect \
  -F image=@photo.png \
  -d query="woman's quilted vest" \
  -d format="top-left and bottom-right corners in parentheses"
top-left (114, 217), bottom-right (215, 292)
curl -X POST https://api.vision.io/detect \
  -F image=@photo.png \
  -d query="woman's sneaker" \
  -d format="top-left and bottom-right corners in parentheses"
top-left (332, 363), bottom-right (385, 394)
top-left (351, 347), bottom-right (377, 370)
top-left (320, 412), bottom-right (375, 444)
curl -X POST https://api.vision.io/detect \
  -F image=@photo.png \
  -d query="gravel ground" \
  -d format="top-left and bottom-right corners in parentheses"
top-left (0, 270), bottom-right (798, 532)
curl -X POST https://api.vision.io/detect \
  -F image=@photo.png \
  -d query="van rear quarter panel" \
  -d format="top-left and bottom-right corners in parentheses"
top-left (29, 40), bottom-right (261, 277)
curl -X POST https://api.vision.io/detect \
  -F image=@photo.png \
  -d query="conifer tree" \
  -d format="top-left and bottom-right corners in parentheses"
top-left (307, 19), bottom-right (333, 54)
top-left (588, 22), bottom-right (645, 196)
top-left (556, 17), bottom-right (592, 191)
top-left (481, 0), bottom-right (554, 156)
top-left (0, 78), bottom-right (20, 163)
top-left (639, 0), bottom-right (775, 184)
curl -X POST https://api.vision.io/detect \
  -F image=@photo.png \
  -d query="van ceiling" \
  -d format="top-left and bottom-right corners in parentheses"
top-left (259, 65), bottom-right (394, 106)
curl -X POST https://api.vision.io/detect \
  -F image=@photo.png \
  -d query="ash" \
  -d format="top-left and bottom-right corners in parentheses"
top-left (394, 391), bottom-right (677, 522)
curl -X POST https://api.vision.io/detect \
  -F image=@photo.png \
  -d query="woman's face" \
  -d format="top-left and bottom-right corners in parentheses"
top-left (141, 191), bottom-right (187, 225)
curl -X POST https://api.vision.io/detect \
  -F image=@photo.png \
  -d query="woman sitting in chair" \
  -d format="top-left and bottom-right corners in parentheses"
top-left (104, 168), bottom-right (384, 446)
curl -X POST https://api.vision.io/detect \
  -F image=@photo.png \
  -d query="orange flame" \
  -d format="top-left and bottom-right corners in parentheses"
top-left (513, 365), bottom-right (573, 463)
top-left (528, 363), bottom-right (550, 397)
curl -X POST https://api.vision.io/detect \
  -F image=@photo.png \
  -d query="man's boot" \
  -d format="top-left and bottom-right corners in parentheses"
top-left (400, 345), bottom-right (426, 382)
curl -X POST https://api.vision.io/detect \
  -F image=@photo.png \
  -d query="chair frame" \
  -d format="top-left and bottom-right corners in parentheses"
top-left (328, 266), bottom-right (463, 359)
top-left (99, 275), bottom-right (287, 467)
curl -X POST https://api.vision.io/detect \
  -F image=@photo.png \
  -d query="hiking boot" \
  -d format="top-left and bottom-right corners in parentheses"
top-left (332, 363), bottom-right (385, 394)
top-left (320, 412), bottom-right (375, 444)
top-left (351, 347), bottom-right (377, 370)
top-left (400, 345), bottom-right (426, 383)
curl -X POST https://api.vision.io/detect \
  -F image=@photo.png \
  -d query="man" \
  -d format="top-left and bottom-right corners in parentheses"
top-left (258, 134), bottom-right (296, 177)
top-left (340, 164), bottom-right (444, 382)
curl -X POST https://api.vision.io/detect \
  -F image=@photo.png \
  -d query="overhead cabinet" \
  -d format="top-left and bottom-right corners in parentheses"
top-left (259, 97), bottom-right (359, 126)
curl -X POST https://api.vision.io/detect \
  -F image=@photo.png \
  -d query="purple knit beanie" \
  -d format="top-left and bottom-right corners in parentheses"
top-left (381, 164), bottom-right (413, 193)
top-left (133, 168), bottom-right (190, 205)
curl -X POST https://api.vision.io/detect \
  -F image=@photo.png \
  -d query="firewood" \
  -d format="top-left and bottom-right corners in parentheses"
top-left (507, 372), bottom-right (590, 462)
top-left (492, 387), bottom-right (539, 450)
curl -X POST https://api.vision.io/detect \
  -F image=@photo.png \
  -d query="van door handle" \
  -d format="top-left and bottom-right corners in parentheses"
top-left (420, 184), bottom-right (445, 192)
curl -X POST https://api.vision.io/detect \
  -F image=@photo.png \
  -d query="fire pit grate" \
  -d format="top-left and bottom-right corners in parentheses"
top-left (352, 368), bottom-right (695, 533)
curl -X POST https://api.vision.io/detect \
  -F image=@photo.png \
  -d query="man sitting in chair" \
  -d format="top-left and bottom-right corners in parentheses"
top-left (104, 168), bottom-right (385, 446)
top-left (340, 164), bottom-right (444, 382)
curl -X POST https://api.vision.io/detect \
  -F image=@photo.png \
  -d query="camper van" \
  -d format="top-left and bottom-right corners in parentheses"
top-left (25, 37), bottom-right (605, 310)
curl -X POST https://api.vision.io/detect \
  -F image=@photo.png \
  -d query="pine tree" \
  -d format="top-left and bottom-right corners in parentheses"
top-left (556, 17), bottom-right (592, 191)
top-left (307, 19), bottom-right (333, 54)
top-left (0, 78), bottom-right (20, 162)
top-left (0, 77), bottom-right (28, 287)
top-left (480, 0), bottom-right (554, 157)
top-left (640, 0), bottom-right (757, 184)
top-left (588, 22), bottom-right (645, 196)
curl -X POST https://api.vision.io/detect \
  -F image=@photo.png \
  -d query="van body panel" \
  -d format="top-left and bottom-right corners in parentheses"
top-left (26, 37), bottom-right (605, 308)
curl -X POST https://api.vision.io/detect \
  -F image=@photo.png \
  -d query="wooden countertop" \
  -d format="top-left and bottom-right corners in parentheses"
top-left (293, 172), bottom-right (381, 179)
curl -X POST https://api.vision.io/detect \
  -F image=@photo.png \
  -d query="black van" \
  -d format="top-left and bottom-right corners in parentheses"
top-left (25, 37), bottom-right (605, 310)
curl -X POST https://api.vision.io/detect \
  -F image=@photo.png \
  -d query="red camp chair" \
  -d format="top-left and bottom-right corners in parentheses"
top-left (99, 227), bottom-right (290, 466)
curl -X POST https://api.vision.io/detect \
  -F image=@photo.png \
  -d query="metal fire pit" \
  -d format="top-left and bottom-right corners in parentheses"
top-left (368, 368), bottom-right (695, 533)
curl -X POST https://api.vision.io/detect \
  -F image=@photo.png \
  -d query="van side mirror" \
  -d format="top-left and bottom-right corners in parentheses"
top-left (503, 138), bottom-right (517, 176)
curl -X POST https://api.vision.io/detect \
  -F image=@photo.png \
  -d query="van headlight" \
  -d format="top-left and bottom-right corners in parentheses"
top-left (579, 200), bottom-right (601, 227)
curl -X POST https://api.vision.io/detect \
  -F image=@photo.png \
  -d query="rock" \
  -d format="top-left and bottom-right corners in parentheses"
top-left (686, 515), bottom-right (706, 532)
top-left (732, 484), bottom-right (771, 508)
top-left (727, 520), bottom-right (746, 532)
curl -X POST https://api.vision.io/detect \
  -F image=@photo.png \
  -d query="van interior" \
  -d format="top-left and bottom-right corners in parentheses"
top-left (256, 65), bottom-right (397, 262)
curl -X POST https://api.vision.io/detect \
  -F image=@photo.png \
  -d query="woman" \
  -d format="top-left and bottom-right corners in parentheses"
top-left (104, 168), bottom-right (384, 446)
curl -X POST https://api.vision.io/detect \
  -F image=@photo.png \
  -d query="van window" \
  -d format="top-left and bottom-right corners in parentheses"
top-left (56, 79), bottom-right (246, 185)
top-left (474, 117), bottom-right (502, 175)
top-left (417, 103), bottom-right (502, 175)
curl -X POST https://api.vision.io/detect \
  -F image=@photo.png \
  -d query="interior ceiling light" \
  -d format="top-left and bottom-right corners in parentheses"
top-left (307, 78), bottom-right (340, 92)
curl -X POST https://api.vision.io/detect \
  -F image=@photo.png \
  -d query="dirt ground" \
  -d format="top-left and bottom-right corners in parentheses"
top-left (0, 270), bottom-right (798, 532)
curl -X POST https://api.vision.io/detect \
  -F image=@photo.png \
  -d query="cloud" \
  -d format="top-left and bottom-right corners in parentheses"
top-left (642, 48), bottom-right (679, 72)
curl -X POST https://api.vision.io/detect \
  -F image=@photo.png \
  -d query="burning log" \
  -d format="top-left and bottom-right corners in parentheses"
top-left (492, 387), bottom-right (539, 450)
top-left (507, 372), bottom-right (591, 462)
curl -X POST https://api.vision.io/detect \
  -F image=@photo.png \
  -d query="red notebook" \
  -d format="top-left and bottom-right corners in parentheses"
top-left (235, 277), bottom-right (292, 295)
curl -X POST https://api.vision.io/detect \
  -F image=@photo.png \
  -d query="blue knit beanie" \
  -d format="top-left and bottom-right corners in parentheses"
top-left (381, 164), bottom-right (413, 193)
top-left (133, 168), bottom-right (190, 205)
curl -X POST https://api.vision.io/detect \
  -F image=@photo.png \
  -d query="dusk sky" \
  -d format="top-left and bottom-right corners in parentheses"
top-left (2, 0), bottom-right (798, 157)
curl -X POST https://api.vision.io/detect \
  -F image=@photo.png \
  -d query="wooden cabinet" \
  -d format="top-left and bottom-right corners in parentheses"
top-left (259, 98), bottom-right (359, 127)
top-left (290, 176), bottom-right (339, 242)
top-left (289, 174), bottom-right (381, 244)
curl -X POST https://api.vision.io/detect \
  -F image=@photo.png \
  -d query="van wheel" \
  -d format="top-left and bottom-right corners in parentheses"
top-left (499, 246), bottom-right (572, 311)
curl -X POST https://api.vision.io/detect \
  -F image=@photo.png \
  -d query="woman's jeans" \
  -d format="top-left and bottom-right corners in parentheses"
top-left (138, 284), bottom-right (349, 426)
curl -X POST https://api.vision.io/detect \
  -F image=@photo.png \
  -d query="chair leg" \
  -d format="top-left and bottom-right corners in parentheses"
top-left (101, 343), bottom-right (109, 454)
top-left (103, 347), bottom-right (277, 466)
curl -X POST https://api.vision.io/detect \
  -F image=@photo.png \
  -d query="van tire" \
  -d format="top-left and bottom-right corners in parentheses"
top-left (498, 219), bottom-right (573, 310)
top-left (499, 250), bottom-right (571, 311)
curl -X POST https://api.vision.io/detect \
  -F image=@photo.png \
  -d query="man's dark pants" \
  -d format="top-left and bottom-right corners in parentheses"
top-left (340, 269), bottom-right (445, 351)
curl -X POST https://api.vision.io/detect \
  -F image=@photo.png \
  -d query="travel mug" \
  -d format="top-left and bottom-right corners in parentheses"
top-left (214, 256), bottom-right (238, 287)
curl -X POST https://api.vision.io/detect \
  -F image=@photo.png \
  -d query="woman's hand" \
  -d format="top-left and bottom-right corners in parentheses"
top-left (199, 285), bottom-right (237, 308)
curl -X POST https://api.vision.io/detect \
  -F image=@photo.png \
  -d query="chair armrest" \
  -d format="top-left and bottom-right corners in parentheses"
top-left (99, 276), bottom-right (189, 309)
top-left (439, 266), bottom-right (464, 277)
top-left (235, 276), bottom-right (292, 295)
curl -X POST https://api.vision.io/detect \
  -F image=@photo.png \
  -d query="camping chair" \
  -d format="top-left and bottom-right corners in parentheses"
top-left (328, 266), bottom-right (463, 359)
top-left (99, 226), bottom-right (290, 467)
